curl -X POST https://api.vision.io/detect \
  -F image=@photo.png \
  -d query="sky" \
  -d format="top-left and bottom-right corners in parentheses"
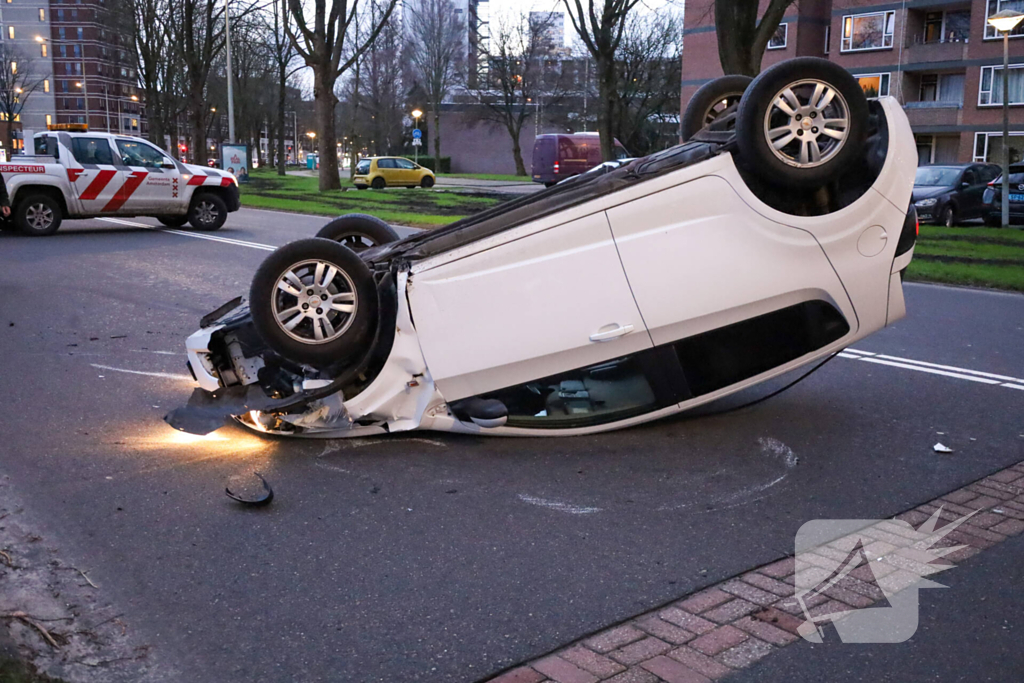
top-left (490, 0), bottom-right (684, 48)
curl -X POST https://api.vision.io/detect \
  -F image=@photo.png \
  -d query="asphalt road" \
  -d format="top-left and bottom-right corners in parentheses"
top-left (0, 208), bottom-right (1021, 682)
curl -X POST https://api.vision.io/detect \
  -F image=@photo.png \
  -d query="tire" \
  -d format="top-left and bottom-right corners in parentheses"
top-left (188, 193), bottom-right (228, 231)
top-left (249, 238), bottom-right (379, 368)
top-left (315, 213), bottom-right (400, 253)
top-left (736, 57), bottom-right (868, 188)
top-left (681, 75), bottom-right (753, 141)
top-left (939, 204), bottom-right (957, 228)
top-left (984, 213), bottom-right (1002, 228)
top-left (420, 176), bottom-right (435, 188)
top-left (15, 194), bottom-right (62, 236)
top-left (370, 176), bottom-right (386, 190)
top-left (156, 215), bottom-right (188, 228)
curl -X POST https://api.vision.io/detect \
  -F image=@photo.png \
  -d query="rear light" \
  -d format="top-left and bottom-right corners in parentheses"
top-left (916, 216), bottom-right (919, 236)
top-left (554, 161), bottom-right (560, 174)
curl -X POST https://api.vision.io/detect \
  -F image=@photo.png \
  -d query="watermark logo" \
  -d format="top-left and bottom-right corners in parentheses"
top-left (794, 508), bottom-right (975, 643)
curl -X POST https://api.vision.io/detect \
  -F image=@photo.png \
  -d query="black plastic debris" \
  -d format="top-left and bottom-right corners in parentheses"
top-left (225, 472), bottom-right (274, 506)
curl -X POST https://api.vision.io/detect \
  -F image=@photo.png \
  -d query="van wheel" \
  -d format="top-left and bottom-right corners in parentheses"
top-left (371, 177), bottom-right (386, 190)
top-left (681, 75), bottom-right (752, 141)
top-left (188, 193), bottom-right (228, 231)
top-left (737, 58), bottom-right (868, 188)
top-left (156, 215), bottom-right (188, 228)
top-left (16, 195), bottom-right (62, 236)
top-left (315, 214), bottom-right (400, 252)
top-left (249, 238), bottom-right (379, 368)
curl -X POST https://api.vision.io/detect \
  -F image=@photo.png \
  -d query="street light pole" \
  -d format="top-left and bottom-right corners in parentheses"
top-left (412, 109), bottom-right (422, 164)
top-left (987, 9), bottom-right (1024, 228)
top-left (224, 0), bottom-right (236, 144)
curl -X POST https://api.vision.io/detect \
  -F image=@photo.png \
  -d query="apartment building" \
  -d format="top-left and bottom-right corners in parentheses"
top-left (681, 0), bottom-right (1024, 165)
top-left (0, 0), bottom-right (141, 142)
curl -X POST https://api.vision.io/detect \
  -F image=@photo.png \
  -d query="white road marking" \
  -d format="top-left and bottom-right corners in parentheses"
top-left (97, 217), bottom-right (276, 251)
top-left (843, 347), bottom-right (1024, 392)
top-left (517, 493), bottom-right (602, 515)
top-left (89, 363), bottom-right (193, 381)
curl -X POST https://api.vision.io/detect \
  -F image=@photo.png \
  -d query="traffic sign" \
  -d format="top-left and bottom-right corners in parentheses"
top-left (412, 138), bottom-right (422, 146)
top-left (412, 129), bottom-right (423, 139)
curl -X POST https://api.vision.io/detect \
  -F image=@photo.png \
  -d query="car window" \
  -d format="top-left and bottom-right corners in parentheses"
top-left (71, 137), bottom-right (115, 165)
top-left (35, 135), bottom-right (58, 158)
top-left (377, 159), bottom-right (396, 169)
top-left (614, 146), bottom-right (630, 160)
top-left (979, 166), bottom-right (1001, 183)
top-left (962, 169), bottom-right (976, 186)
top-left (914, 167), bottom-right (960, 186)
top-left (115, 139), bottom-right (167, 168)
top-left (395, 159), bottom-right (417, 170)
top-left (356, 160), bottom-right (371, 174)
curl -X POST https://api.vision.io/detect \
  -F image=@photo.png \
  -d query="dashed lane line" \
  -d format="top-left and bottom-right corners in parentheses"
top-left (843, 347), bottom-right (1024, 391)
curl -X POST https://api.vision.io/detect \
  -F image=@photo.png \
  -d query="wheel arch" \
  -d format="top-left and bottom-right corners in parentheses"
top-left (13, 184), bottom-right (69, 217)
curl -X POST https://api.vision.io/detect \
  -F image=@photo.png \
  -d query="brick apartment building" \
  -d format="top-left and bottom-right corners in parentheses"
top-left (0, 0), bottom-right (142, 141)
top-left (682, 0), bottom-right (1024, 165)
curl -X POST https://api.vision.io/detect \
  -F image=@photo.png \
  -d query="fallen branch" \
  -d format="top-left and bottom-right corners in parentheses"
top-left (0, 550), bottom-right (13, 566)
top-left (2, 611), bottom-right (61, 649)
top-left (77, 568), bottom-right (98, 588)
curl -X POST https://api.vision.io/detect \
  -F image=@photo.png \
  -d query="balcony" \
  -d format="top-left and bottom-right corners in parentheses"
top-left (902, 39), bottom-right (969, 67)
top-left (903, 102), bottom-right (962, 128)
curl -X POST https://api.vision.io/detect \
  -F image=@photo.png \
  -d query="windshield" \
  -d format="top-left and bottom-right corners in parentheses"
top-left (915, 167), bottom-right (960, 186)
top-left (356, 160), bottom-right (371, 174)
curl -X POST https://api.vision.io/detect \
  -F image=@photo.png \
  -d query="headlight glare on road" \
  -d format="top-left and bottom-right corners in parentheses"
top-left (915, 198), bottom-right (937, 207)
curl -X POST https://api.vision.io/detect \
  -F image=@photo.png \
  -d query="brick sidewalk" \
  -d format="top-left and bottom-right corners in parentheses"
top-left (486, 460), bottom-right (1024, 683)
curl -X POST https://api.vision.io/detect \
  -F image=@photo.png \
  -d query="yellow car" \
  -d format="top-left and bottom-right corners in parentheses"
top-left (353, 156), bottom-right (436, 189)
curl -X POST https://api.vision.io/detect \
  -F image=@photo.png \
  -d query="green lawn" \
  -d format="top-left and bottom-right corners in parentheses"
top-left (241, 169), bottom-right (505, 228)
top-left (904, 225), bottom-right (1024, 292)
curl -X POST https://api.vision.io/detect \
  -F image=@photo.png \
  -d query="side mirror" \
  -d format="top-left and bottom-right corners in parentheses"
top-left (161, 161), bottom-right (175, 169)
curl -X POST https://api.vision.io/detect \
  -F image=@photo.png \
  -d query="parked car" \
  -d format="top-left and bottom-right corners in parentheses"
top-left (0, 130), bottom-right (239, 235)
top-left (531, 133), bottom-right (630, 187)
top-left (352, 156), bottom-right (435, 189)
top-left (168, 58), bottom-right (917, 440)
top-left (982, 163), bottom-right (1024, 226)
top-left (912, 163), bottom-right (1000, 226)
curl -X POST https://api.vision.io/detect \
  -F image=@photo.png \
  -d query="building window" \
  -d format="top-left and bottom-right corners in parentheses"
top-left (41, 44), bottom-right (47, 58)
top-left (921, 10), bottom-right (971, 44)
top-left (980, 64), bottom-right (1024, 105)
top-left (974, 132), bottom-right (1024, 163)
top-left (920, 74), bottom-right (939, 101)
top-left (44, 79), bottom-right (49, 93)
top-left (10, 62), bottom-right (16, 75)
top-left (824, 25), bottom-right (831, 54)
top-left (39, 8), bottom-right (45, 21)
top-left (59, 45), bottom-right (66, 57)
top-left (73, 44), bottom-right (81, 56)
top-left (985, 0), bottom-right (1024, 40)
top-left (768, 23), bottom-right (788, 50)
top-left (841, 11), bottom-right (896, 51)
top-left (46, 114), bottom-right (52, 126)
top-left (76, 27), bottom-right (83, 40)
top-left (855, 73), bottom-right (891, 98)
top-left (7, 26), bottom-right (13, 40)
top-left (131, 118), bottom-right (138, 129)
top-left (59, 27), bottom-right (65, 39)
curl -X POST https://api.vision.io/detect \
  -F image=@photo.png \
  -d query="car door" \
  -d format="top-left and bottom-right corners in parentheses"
top-left (112, 138), bottom-right (180, 213)
top-left (406, 212), bottom-right (653, 405)
top-left (605, 174), bottom-right (850, 366)
top-left (67, 136), bottom-right (123, 214)
top-left (394, 158), bottom-right (419, 185)
top-left (375, 158), bottom-right (397, 185)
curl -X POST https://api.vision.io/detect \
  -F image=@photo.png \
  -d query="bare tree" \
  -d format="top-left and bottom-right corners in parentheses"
top-left (286, 0), bottom-right (399, 191)
top-left (713, 0), bottom-right (797, 76)
top-left (268, 0), bottom-right (299, 175)
top-left (118, 0), bottom-right (181, 151)
top-left (561, 0), bottom-right (642, 161)
top-left (362, 11), bottom-right (405, 156)
top-left (177, 0), bottom-right (228, 166)
top-left (468, 13), bottom-right (565, 176)
top-left (0, 45), bottom-right (46, 154)
top-left (407, 0), bottom-right (464, 173)
top-left (615, 11), bottom-right (682, 155)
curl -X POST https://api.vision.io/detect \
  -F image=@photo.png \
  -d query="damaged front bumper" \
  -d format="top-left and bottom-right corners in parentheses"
top-left (169, 271), bottom-right (454, 438)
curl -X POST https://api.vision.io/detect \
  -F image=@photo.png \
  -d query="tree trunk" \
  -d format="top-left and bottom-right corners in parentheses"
top-left (508, 123), bottom-right (526, 176)
top-left (433, 109), bottom-right (441, 173)
top-left (277, 68), bottom-right (287, 176)
top-left (313, 68), bottom-right (340, 191)
top-left (146, 90), bottom-right (164, 150)
top-left (596, 57), bottom-right (618, 161)
top-left (189, 91), bottom-right (208, 166)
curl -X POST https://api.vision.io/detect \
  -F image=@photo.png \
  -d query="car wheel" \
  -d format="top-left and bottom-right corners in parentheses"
top-left (736, 57), bottom-right (868, 188)
top-left (940, 204), bottom-right (957, 228)
top-left (371, 176), bottom-right (386, 190)
top-left (315, 213), bottom-right (400, 252)
top-left (984, 214), bottom-right (1002, 228)
top-left (420, 176), bottom-right (435, 188)
top-left (249, 238), bottom-right (379, 368)
top-left (188, 193), bottom-right (228, 231)
top-left (16, 195), bottom-right (62, 236)
top-left (680, 75), bottom-right (753, 141)
top-left (156, 215), bottom-right (189, 228)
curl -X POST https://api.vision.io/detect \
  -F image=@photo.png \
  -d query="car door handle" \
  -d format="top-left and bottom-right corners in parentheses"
top-left (590, 324), bottom-right (634, 342)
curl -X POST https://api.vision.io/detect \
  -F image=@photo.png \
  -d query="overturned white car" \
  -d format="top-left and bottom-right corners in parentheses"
top-left (168, 58), bottom-right (917, 438)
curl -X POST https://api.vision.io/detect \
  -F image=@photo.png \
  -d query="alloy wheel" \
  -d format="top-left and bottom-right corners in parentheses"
top-left (763, 79), bottom-right (850, 168)
top-left (271, 259), bottom-right (358, 344)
